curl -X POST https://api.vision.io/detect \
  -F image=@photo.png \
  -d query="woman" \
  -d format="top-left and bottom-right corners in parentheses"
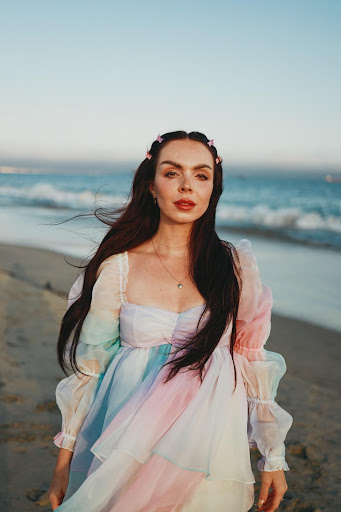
top-left (48, 131), bottom-right (293, 512)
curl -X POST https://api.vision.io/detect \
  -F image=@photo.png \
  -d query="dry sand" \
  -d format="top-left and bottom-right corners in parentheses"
top-left (0, 243), bottom-right (340, 511)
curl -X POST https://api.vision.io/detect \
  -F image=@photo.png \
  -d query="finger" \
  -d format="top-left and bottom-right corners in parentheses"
top-left (257, 480), bottom-right (272, 510)
top-left (50, 495), bottom-right (62, 510)
top-left (263, 491), bottom-right (284, 512)
top-left (262, 498), bottom-right (275, 512)
top-left (265, 494), bottom-right (284, 512)
top-left (261, 491), bottom-right (275, 511)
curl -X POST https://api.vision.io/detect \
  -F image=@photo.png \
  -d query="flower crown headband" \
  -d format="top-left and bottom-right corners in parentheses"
top-left (145, 134), bottom-right (222, 165)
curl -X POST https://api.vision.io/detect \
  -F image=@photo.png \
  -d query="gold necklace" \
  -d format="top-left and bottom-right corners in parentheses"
top-left (151, 237), bottom-right (189, 289)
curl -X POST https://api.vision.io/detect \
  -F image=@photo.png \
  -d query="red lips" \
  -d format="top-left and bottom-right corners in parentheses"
top-left (174, 199), bottom-right (196, 206)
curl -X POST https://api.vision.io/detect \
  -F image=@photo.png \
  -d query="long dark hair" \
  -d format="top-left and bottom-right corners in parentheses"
top-left (57, 130), bottom-right (242, 392)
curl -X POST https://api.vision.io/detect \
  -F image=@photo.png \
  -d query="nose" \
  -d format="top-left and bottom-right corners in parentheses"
top-left (179, 176), bottom-right (193, 193)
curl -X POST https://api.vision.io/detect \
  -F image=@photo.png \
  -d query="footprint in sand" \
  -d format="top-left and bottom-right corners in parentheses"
top-left (0, 394), bottom-right (24, 403)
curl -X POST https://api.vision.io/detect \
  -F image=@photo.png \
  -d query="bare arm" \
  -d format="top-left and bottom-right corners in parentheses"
top-left (55, 446), bottom-right (73, 470)
top-left (49, 448), bottom-right (74, 510)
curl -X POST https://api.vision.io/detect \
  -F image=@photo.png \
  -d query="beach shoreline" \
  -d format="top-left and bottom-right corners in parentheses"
top-left (0, 242), bottom-right (340, 510)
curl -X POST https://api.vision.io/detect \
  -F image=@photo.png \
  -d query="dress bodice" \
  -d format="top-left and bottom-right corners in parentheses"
top-left (119, 302), bottom-right (232, 349)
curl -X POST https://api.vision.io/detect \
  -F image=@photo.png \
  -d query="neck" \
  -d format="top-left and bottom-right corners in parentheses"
top-left (151, 220), bottom-right (192, 258)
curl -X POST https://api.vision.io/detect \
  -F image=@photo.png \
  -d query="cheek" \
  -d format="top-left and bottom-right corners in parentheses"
top-left (198, 183), bottom-right (214, 203)
top-left (154, 180), bottom-right (175, 199)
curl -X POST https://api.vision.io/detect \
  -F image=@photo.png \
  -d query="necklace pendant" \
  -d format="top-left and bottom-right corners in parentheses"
top-left (177, 283), bottom-right (183, 289)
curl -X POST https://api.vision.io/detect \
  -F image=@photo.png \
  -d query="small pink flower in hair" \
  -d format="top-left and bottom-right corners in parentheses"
top-left (215, 155), bottom-right (222, 164)
top-left (146, 151), bottom-right (152, 160)
top-left (207, 139), bottom-right (214, 147)
top-left (156, 134), bottom-right (164, 143)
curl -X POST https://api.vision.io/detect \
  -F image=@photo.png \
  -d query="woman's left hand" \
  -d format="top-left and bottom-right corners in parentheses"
top-left (256, 469), bottom-right (288, 511)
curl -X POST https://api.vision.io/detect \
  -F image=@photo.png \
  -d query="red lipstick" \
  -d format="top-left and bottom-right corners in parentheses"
top-left (174, 199), bottom-right (196, 210)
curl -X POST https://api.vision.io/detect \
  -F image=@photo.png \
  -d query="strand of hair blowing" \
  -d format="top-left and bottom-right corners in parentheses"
top-left (56, 130), bottom-right (242, 393)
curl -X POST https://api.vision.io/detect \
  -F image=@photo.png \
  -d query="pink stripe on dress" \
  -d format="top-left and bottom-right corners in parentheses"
top-left (110, 452), bottom-right (205, 512)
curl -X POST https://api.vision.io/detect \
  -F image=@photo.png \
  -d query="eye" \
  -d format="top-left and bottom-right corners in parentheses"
top-left (164, 171), bottom-right (209, 180)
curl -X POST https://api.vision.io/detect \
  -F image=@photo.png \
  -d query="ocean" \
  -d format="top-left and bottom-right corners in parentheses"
top-left (1, 169), bottom-right (340, 331)
top-left (1, 170), bottom-right (341, 249)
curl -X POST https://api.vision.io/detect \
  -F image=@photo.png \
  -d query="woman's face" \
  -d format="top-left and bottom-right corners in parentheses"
top-left (149, 139), bottom-right (215, 225)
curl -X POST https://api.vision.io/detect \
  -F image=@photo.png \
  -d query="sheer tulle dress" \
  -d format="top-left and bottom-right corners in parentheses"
top-left (53, 238), bottom-right (293, 512)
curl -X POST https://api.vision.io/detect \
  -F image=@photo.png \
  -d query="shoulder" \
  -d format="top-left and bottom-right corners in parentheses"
top-left (233, 238), bottom-right (256, 264)
top-left (233, 238), bottom-right (260, 285)
top-left (220, 237), bottom-right (260, 296)
top-left (67, 252), bottom-right (128, 310)
top-left (95, 251), bottom-right (128, 280)
top-left (221, 238), bottom-right (258, 275)
top-left (90, 251), bottom-right (128, 309)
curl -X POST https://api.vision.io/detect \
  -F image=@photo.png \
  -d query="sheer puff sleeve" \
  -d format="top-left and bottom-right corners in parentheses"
top-left (53, 253), bottom-right (127, 452)
top-left (233, 239), bottom-right (293, 472)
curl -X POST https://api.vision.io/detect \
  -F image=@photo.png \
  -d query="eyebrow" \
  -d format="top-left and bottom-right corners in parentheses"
top-left (159, 160), bottom-right (212, 171)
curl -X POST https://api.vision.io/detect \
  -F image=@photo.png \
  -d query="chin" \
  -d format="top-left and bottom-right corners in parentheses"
top-left (165, 212), bottom-right (203, 225)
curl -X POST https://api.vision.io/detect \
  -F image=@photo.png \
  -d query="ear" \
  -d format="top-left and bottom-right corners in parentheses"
top-left (148, 182), bottom-right (155, 196)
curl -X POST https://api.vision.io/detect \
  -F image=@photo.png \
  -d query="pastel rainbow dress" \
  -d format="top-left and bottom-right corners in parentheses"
top-left (53, 239), bottom-right (293, 512)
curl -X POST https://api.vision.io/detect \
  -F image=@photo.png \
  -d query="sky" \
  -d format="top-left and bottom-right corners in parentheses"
top-left (0, 0), bottom-right (340, 172)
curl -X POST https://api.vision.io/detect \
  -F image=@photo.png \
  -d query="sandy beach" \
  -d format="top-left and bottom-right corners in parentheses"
top-left (0, 242), bottom-right (340, 511)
